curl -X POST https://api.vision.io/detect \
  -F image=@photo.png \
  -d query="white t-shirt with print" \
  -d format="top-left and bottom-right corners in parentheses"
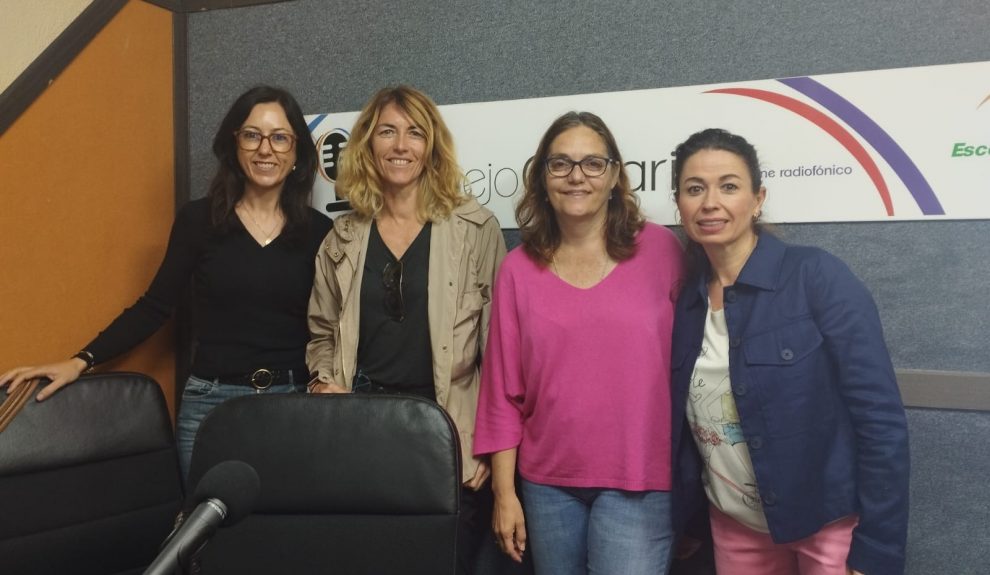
top-left (686, 306), bottom-right (769, 533)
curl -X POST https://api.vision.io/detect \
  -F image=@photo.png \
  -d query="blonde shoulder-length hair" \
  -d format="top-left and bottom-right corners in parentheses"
top-left (337, 85), bottom-right (465, 221)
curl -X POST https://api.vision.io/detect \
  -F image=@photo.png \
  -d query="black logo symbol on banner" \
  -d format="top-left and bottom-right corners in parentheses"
top-left (317, 128), bottom-right (351, 212)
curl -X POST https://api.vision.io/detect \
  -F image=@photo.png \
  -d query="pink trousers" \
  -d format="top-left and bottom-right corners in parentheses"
top-left (709, 506), bottom-right (858, 575)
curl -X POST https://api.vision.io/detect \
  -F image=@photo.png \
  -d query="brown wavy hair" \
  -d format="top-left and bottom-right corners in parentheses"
top-left (336, 85), bottom-right (465, 221)
top-left (517, 111), bottom-right (644, 265)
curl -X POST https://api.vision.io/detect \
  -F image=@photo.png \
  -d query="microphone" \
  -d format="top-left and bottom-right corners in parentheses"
top-left (144, 460), bottom-right (261, 575)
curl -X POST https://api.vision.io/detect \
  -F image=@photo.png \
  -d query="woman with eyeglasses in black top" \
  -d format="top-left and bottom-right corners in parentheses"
top-left (1, 86), bottom-right (332, 481)
top-left (306, 85), bottom-right (506, 575)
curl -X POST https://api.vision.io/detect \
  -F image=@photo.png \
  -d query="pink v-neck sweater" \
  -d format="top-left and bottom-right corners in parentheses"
top-left (474, 223), bottom-right (683, 491)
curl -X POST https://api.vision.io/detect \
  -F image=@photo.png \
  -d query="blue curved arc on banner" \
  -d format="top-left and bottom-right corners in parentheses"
top-left (307, 114), bottom-right (327, 133)
top-left (778, 76), bottom-right (945, 215)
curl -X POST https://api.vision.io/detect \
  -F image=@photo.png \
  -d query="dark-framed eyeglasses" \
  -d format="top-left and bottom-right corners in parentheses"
top-left (235, 129), bottom-right (297, 153)
top-left (546, 155), bottom-right (616, 177)
top-left (382, 261), bottom-right (404, 322)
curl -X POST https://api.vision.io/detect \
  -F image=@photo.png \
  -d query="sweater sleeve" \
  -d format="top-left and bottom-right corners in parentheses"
top-left (810, 253), bottom-right (909, 575)
top-left (473, 255), bottom-right (526, 455)
top-left (82, 201), bottom-right (205, 364)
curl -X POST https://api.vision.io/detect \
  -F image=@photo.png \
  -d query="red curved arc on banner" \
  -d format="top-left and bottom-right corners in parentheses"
top-left (706, 88), bottom-right (894, 216)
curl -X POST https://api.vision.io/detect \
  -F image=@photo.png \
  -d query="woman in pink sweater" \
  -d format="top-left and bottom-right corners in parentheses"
top-left (474, 111), bottom-right (683, 574)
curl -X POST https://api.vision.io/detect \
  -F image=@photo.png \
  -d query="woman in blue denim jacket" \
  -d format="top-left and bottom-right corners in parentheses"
top-left (669, 129), bottom-right (909, 575)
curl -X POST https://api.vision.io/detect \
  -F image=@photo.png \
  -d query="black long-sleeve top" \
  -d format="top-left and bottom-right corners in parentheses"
top-left (84, 198), bottom-right (332, 377)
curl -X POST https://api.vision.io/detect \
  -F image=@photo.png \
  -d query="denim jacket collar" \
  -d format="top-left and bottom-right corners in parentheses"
top-left (685, 232), bottom-right (787, 309)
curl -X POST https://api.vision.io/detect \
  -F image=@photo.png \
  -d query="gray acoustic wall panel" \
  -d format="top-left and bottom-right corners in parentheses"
top-left (905, 407), bottom-right (990, 572)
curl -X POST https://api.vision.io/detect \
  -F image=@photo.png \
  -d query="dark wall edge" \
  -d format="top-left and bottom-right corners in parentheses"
top-left (172, 11), bottom-right (193, 413)
top-left (143, 0), bottom-right (292, 12)
top-left (0, 0), bottom-right (128, 137)
top-left (898, 369), bottom-right (990, 411)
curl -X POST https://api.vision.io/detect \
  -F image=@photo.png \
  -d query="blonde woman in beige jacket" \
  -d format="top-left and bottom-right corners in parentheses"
top-left (305, 85), bottom-right (505, 575)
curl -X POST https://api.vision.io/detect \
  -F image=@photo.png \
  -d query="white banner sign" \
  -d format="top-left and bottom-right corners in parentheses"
top-left (306, 61), bottom-right (990, 226)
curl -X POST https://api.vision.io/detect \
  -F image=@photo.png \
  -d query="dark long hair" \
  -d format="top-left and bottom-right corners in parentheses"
top-left (207, 85), bottom-right (317, 243)
top-left (517, 111), bottom-right (644, 265)
top-left (672, 128), bottom-right (764, 280)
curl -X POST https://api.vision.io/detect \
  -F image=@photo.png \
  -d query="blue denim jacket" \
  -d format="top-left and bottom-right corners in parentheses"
top-left (671, 233), bottom-right (909, 575)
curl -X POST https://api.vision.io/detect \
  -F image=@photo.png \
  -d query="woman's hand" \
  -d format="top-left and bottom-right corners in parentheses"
top-left (490, 448), bottom-right (526, 562)
top-left (306, 380), bottom-right (348, 394)
top-left (463, 458), bottom-right (491, 491)
top-left (0, 358), bottom-right (88, 401)
top-left (493, 490), bottom-right (527, 563)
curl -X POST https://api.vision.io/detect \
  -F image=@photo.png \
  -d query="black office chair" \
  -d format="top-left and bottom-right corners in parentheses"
top-left (0, 373), bottom-right (183, 575)
top-left (187, 393), bottom-right (461, 574)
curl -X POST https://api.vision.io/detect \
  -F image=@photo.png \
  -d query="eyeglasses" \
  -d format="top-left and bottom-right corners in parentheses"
top-left (382, 261), bottom-right (404, 322)
top-left (235, 129), bottom-right (297, 153)
top-left (546, 155), bottom-right (615, 177)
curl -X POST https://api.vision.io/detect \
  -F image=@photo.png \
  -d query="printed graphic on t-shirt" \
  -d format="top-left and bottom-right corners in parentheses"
top-left (686, 309), bottom-right (769, 531)
top-left (690, 370), bottom-right (761, 511)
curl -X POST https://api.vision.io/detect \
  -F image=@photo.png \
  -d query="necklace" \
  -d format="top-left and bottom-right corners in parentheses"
top-left (551, 251), bottom-right (610, 284)
top-left (239, 203), bottom-right (281, 246)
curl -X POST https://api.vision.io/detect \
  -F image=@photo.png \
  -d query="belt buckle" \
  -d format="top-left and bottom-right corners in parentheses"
top-left (250, 369), bottom-right (274, 390)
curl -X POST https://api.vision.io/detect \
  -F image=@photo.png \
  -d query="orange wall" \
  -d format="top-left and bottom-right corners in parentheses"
top-left (0, 1), bottom-right (177, 415)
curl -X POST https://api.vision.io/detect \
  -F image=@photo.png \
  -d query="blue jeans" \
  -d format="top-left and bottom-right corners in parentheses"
top-left (176, 374), bottom-right (306, 483)
top-left (521, 479), bottom-right (673, 575)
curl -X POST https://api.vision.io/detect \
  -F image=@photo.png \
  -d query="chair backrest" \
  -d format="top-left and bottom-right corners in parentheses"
top-left (0, 373), bottom-right (183, 575)
top-left (186, 393), bottom-right (462, 575)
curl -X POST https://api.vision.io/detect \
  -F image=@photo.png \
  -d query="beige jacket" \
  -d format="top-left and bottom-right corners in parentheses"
top-left (306, 197), bottom-right (506, 481)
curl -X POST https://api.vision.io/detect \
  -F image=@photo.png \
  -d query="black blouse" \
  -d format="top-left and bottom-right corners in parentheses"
top-left (357, 221), bottom-right (434, 398)
top-left (84, 198), bottom-right (332, 376)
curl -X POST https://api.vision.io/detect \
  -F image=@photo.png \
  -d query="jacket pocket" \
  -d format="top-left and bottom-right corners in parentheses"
top-left (742, 318), bottom-right (834, 435)
top-left (451, 286), bottom-right (487, 376)
top-left (458, 286), bottom-right (486, 312)
top-left (742, 318), bottom-right (822, 366)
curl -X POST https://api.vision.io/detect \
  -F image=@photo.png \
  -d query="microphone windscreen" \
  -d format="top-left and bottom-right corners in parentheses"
top-left (190, 460), bottom-right (261, 526)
